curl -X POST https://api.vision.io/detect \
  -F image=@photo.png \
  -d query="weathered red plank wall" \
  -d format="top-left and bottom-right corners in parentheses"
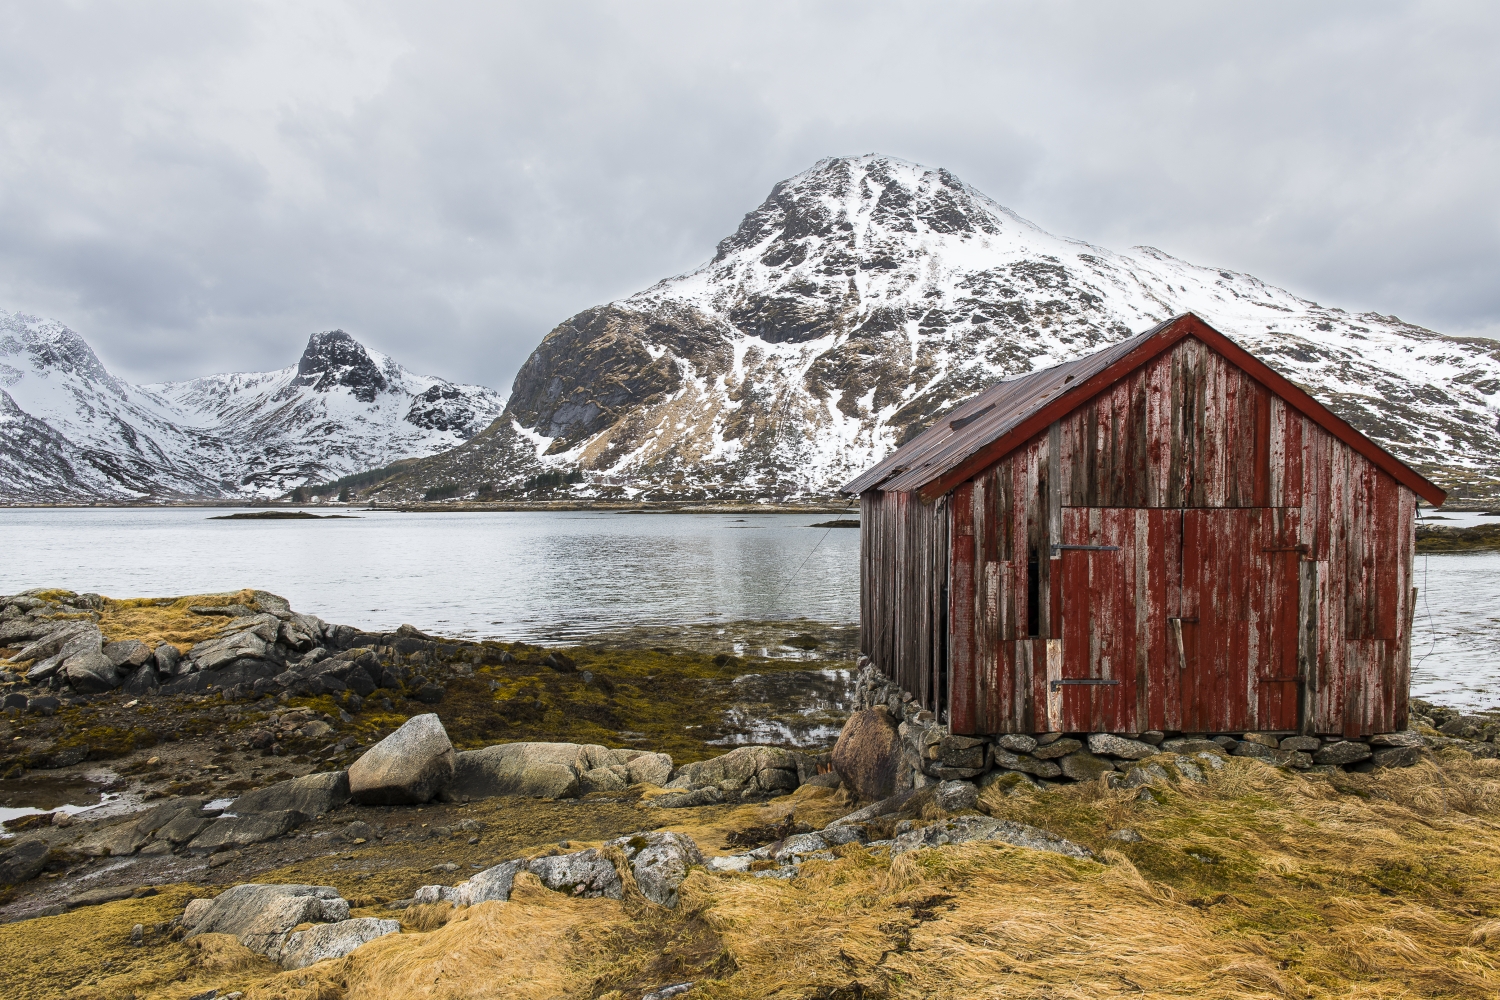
top-left (916, 335), bottom-right (1416, 738)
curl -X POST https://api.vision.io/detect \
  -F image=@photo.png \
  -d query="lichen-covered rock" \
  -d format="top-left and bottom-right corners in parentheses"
top-left (1030, 738), bottom-right (1082, 760)
top-left (459, 859), bottom-right (526, 905)
top-left (1233, 741), bottom-right (1293, 765)
top-left (609, 830), bottom-right (704, 907)
top-left (892, 815), bottom-right (1093, 860)
top-left (279, 917), bottom-right (400, 969)
top-left (831, 707), bottom-right (902, 801)
top-left (183, 884), bottom-right (348, 956)
top-left (933, 779), bottom-right (979, 812)
top-left (1086, 733), bottom-right (1157, 760)
top-left (667, 745), bottom-right (807, 799)
top-left (1058, 750), bottom-right (1115, 782)
top-left (448, 742), bottom-right (671, 800)
top-left (990, 747), bottom-right (1062, 779)
top-left (187, 628), bottom-right (271, 672)
top-left (1160, 738), bottom-right (1227, 754)
top-left (647, 786), bottom-right (724, 809)
top-left (348, 713), bottom-right (455, 805)
top-left (103, 639), bottom-right (154, 670)
top-left (1370, 730), bottom-right (1424, 748)
top-left (526, 849), bottom-right (623, 899)
top-left (995, 733), bottom-right (1038, 753)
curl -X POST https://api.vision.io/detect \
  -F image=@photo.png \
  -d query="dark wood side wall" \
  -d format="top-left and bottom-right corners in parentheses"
top-left (943, 336), bottom-right (1415, 738)
top-left (859, 489), bottom-right (949, 714)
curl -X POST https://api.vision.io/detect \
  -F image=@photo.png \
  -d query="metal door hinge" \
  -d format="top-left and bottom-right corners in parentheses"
top-left (1051, 544), bottom-right (1121, 559)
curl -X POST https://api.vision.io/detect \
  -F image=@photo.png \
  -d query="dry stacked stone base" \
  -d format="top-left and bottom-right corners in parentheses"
top-left (853, 657), bottom-right (1466, 792)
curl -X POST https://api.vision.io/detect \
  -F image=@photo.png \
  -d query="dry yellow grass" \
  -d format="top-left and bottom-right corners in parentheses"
top-left (9, 752), bottom-right (1500, 999)
top-left (95, 589), bottom-right (266, 652)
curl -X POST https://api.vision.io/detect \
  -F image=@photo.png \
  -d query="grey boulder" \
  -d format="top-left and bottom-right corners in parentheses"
top-left (1030, 738), bottom-right (1083, 760)
top-left (609, 831), bottom-right (704, 908)
top-left (1058, 750), bottom-right (1116, 782)
top-left (647, 786), bottom-right (724, 809)
top-left (933, 779), bottom-right (979, 813)
top-left (121, 663), bottom-right (160, 695)
top-left (154, 643), bottom-right (182, 675)
top-left (183, 884), bottom-right (348, 956)
top-left (104, 639), bottom-right (154, 671)
top-left (279, 917), bottom-right (399, 969)
top-left (990, 747), bottom-right (1062, 779)
top-left (6, 622), bottom-right (94, 665)
top-left (232, 771), bottom-right (350, 816)
top-left (892, 815), bottom-right (1093, 860)
top-left (63, 649), bottom-right (121, 693)
top-left (0, 838), bottom-right (49, 886)
top-left (348, 713), bottom-right (455, 805)
top-left (526, 849), bottom-right (624, 899)
top-left (1313, 741), bottom-right (1373, 766)
top-left (78, 798), bottom-right (212, 857)
top-left (831, 707), bottom-right (903, 802)
top-left (187, 810), bottom-right (306, 853)
top-left (1087, 733), bottom-right (1158, 760)
top-left (187, 628), bottom-right (271, 672)
top-left (448, 742), bottom-right (673, 801)
top-left (666, 745), bottom-right (807, 798)
top-left (417, 859), bottom-right (526, 906)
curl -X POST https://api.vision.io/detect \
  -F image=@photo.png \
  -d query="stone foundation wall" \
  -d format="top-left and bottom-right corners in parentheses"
top-left (854, 657), bottom-right (1470, 790)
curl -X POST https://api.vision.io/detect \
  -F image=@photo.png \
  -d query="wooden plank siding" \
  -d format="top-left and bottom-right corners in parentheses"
top-left (859, 489), bottom-right (949, 718)
top-left (861, 333), bottom-right (1418, 738)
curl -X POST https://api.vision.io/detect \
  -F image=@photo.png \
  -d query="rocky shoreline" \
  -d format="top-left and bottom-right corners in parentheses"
top-left (5, 587), bottom-right (1500, 998)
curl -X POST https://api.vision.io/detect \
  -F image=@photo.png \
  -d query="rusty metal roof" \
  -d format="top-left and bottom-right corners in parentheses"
top-left (844, 317), bottom-right (1178, 495)
top-left (841, 313), bottom-right (1447, 506)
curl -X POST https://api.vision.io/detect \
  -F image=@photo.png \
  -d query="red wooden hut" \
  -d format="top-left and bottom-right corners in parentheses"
top-left (843, 313), bottom-right (1446, 739)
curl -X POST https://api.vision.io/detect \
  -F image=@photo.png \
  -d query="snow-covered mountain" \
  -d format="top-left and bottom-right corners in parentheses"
top-left (0, 312), bottom-right (505, 502)
top-left (368, 154), bottom-right (1500, 504)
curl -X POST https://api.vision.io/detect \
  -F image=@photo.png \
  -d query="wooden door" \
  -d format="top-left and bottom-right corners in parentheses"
top-left (1178, 509), bottom-right (1302, 733)
top-left (1057, 508), bottom-right (1131, 732)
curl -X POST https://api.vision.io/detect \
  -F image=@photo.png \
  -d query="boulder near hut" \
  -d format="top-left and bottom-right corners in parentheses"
top-left (843, 313), bottom-right (1446, 781)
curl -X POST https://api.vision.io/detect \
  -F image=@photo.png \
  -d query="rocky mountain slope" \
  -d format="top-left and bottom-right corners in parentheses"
top-left (0, 313), bottom-right (505, 502)
top-left (371, 155), bottom-right (1500, 504)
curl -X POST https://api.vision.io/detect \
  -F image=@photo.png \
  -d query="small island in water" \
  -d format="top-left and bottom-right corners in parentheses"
top-left (208, 510), bottom-right (359, 520)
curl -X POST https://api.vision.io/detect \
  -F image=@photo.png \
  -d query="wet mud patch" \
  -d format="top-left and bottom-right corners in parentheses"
top-left (712, 667), bottom-right (855, 749)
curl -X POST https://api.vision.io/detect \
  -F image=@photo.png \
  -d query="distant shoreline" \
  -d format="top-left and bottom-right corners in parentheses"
top-left (0, 499), bottom-right (859, 514)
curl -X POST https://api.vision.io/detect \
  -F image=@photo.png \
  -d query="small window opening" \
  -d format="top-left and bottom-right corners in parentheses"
top-left (1026, 546), bottom-right (1041, 637)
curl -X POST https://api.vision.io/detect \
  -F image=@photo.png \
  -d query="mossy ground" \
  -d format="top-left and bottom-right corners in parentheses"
top-left (6, 754), bottom-right (1500, 999)
top-left (1416, 522), bottom-right (1500, 552)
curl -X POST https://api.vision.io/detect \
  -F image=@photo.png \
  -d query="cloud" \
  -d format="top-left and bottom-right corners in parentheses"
top-left (0, 0), bottom-right (1496, 389)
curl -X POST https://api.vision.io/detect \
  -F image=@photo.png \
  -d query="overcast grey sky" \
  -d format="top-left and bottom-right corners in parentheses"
top-left (1, 1), bottom-right (1496, 390)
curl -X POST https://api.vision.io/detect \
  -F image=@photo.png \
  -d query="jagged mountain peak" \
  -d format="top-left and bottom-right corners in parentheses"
top-left (710, 154), bottom-right (1009, 264)
top-left (0, 309), bottom-right (118, 389)
top-left (292, 329), bottom-right (390, 402)
top-left (369, 155), bottom-right (1500, 504)
top-left (0, 314), bottom-right (506, 502)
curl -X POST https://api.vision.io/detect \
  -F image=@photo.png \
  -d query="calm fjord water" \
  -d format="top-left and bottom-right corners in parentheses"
top-left (2, 507), bottom-right (1496, 710)
top-left (2, 508), bottom-right (859, 643)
